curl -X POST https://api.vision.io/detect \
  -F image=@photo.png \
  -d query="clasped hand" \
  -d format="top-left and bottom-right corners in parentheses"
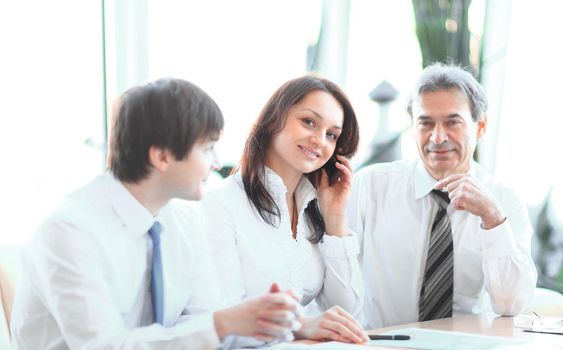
top-left (215, 283), bottom-right (302, 342)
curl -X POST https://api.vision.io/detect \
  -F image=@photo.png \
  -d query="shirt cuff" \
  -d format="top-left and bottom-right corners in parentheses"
top-left (175, 313), bottom-right (222, 348)
top-left (478, 218), bottom-right (518, 260)
top-left (318, 233), bottom-right (360, 259)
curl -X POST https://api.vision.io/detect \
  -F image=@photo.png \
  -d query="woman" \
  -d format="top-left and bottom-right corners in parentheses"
top-left (201, 76), bottom-right (367, 344)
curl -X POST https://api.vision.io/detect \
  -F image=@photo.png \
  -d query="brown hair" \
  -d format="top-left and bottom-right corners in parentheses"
top-left (109, 78), bottom-right (224, 183)
top-left (238, 75), bottom-right (359, 243)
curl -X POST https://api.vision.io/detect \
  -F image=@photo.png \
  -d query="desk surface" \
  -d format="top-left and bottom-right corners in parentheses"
top-left (296, 313), bottom-right (562, 348)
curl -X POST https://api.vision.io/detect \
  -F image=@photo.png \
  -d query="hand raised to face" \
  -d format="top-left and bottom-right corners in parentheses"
top-left (434, 174), bottom-right (506, 229)
top-left (317, 154), bottom-right (354, 237)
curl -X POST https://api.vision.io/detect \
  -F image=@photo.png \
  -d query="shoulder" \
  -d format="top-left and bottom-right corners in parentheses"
top-left (354, 159), bottom-right (416, 187)
top-left (202, 173), bottom-right (247, 206)
top-left (473, 162), bottom-right (524, 203)
top-left (43, 175), bottom-right (108, 231)
top-left (29, 176), bottom-right (109, 255)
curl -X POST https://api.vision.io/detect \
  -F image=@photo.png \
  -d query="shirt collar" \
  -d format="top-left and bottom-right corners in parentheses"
top-left (103, 173), bottom-right (156, 238)
top-left (263, 167), bottom-right (317, 211)
top-left (413, 159), bottom-right (477, 200)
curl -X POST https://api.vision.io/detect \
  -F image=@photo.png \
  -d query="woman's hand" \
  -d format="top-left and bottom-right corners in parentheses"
top-left (294, 305), bottom-right (368, 343)
top-left (317, 154), bottom-right (353, 236)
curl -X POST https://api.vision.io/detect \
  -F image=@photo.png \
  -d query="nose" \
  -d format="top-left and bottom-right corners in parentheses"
top-left (310, 131), bottom-right (326, 148)
top-left (210, 150), bottom-right (221, 171)
top-left (430, 124), bottom-right (448, 145)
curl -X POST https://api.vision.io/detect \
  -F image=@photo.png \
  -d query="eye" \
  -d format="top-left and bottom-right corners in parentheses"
top-left (302, 118), bottom-right (316, 128)
top-left (417, 120), bottom-right (433, 127)
top-left (326, 131), bottom-right (339, 141)
top-left (447, 119), bottom-right (462, 126)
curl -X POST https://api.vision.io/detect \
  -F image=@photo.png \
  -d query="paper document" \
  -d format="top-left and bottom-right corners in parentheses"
top-left (364, 328), bottom-right (529, 350)
top-left (269, 342), bottom-right (371, 349)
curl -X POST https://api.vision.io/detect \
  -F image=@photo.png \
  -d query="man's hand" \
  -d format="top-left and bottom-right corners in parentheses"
top-left (213, 283), bottom-right (302, 342)
top-left (294, 305), bottom-right (368, 344)
top-left (434, 174), bottom-right (506, 229)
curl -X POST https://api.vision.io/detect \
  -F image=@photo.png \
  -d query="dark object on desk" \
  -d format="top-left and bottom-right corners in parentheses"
top-left (369, 334), bottom-right (411, 340)
top-left (523, 329), bottom-right (563, 336)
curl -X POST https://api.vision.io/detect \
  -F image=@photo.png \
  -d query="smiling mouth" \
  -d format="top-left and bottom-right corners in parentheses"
top-left (298, 145), bottom-right (320, 160)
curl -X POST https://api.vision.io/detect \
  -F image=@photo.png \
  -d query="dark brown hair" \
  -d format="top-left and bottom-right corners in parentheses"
top-left (238, 75), bottom-right (359, 243)
top-left (109, 78), bottom-right (224, 183)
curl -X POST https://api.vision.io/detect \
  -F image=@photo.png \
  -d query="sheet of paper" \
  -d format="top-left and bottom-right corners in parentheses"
top-left (364, 328), bottom-right (530, 350)
top-left (268, 342), bottom-right (371, 349)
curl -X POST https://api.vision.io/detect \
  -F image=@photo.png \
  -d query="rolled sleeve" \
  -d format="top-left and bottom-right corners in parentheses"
top-left (478, 220), bottom-right (519, 261)
top-left (318, 233), bottom-right (360, 259)
top-left (316, 233), bottom-right (364, 315)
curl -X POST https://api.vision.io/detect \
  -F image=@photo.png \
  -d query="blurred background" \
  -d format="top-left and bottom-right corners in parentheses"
top-left (0, 0), bottom-right (561, 294)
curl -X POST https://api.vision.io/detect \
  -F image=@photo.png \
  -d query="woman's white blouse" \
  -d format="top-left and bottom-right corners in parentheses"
top-left (200, 169), bottom-right (364, 317)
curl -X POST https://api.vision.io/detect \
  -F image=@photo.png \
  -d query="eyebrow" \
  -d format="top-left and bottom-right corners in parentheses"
top-left (417, 113), bottom-right (463, 120)
top-left (301, 108), bottom-right (343, 130)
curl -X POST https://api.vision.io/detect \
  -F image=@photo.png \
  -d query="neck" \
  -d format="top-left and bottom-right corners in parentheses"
top-left (122, 177), bottom-right (168, 217)
top-left (427, 162), bottom-right (472, 181)
top-left (264, 165), bottom-right (302, 200)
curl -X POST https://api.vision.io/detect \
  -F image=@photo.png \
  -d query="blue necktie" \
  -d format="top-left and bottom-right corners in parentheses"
top-left (148, 221), bottom-right (164, 324)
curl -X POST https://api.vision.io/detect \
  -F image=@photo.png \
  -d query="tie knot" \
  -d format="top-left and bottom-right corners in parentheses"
top-left (431, 189), bottom-right (450, 208)
top-left (148, 221), bottom-right (162, 243)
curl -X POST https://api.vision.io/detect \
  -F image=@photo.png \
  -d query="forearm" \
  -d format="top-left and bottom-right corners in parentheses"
top-left (316, 235), bottom-right (364, 317)
top-left (480, 222), bottom-right (537, 315)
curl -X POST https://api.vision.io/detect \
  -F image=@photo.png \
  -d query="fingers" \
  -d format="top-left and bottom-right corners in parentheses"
top-left (334, 155), bottom-right (353, 184)
top-left (258, 309), bottom-right (297, 325)
top-left (325, 307), bottom-right (368, 343)
top-left (331, 307), bottom-right (369, 341)
top-left (260, 292), bottom-right (303, 318)
top-left (269, 282), bottom-right (281, 293)
top-left (321, 319), bottom-right (366, 343)
top-left (283, 288), bottom-right (303, 304)
top-left (444, 177), bottom-right (484, 212)
top-left (335, 154), bottom-right (353, 172)
top-left (316, 328), bottom-right (352, 343)
top-left (255, 319), bottom-right (294, 339)
top-left (262, 292), bottom-right (299, 308)
top-left (433, 173), bottom-right (467, 190)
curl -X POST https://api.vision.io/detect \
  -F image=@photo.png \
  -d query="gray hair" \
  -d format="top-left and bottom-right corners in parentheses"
top-left (407, 62), bottom-right (488, 122)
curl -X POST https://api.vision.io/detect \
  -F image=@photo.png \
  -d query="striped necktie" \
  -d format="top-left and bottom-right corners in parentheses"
top-left (419, 189), bottom-right (453, 321)
top-left (148, 221), bottom-right (164, 324)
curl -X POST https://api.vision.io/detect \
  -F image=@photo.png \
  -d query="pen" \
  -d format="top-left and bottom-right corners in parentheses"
top-left (523, 329), bottom-right (563, 336)
top-left (369, 334), bottom-right (410, 340)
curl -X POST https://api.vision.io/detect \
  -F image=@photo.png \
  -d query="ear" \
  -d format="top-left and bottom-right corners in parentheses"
top-left (148, 146), bottom-right (173, 172)
top-left (476, 114), bottom-right (487, 140)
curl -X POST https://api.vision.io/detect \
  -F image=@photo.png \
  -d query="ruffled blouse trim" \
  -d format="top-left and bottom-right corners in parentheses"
top-left (233, 168), bottom-right (317, 293)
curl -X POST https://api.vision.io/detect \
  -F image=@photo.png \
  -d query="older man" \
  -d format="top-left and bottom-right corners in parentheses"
top-left (348, 63), bottom-right (537, 328)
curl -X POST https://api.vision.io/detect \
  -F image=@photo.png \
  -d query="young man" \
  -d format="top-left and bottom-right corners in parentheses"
top-left (348, 63), bottom-right (537, 328)
top-left (11, 78), bottom-right (300, 349)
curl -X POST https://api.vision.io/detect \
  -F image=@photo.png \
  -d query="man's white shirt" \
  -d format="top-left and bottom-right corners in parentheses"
top-left (347, 159), bottom-right (537, 328)
top-left (11, 173), bottom-right (222, 349)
